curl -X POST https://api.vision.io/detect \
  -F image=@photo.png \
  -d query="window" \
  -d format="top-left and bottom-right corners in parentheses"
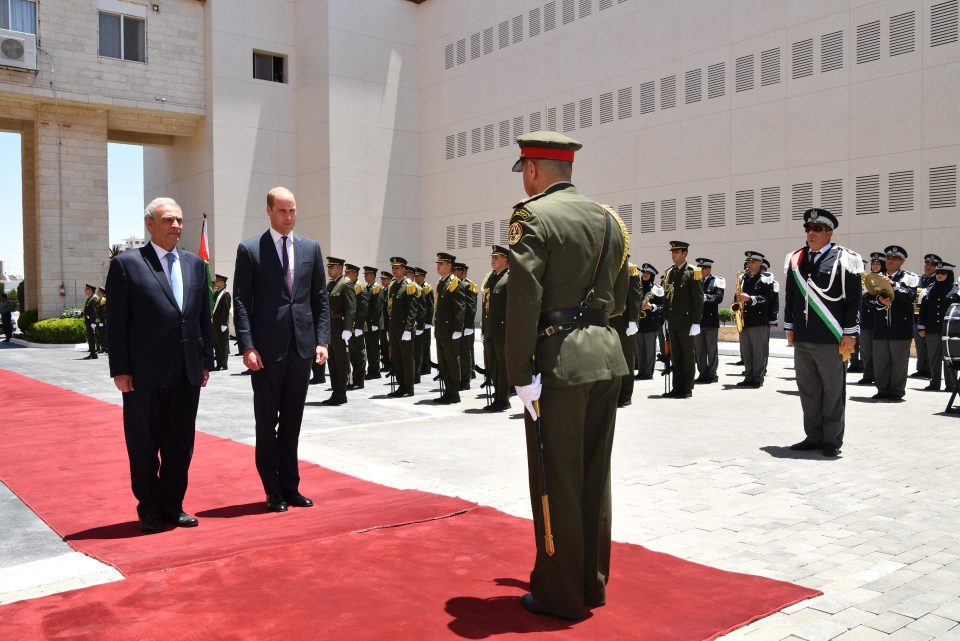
top-left (1, 0), bottom-right (36, 34)
top-left (253, 51), bottom-right (286, 83)
top-left (98, 11), bottom-right (146, 63)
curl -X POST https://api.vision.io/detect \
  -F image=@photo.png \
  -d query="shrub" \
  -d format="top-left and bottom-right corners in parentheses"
top-left (17, 281), bottom-right (24, 308)
top-left (718, 307), bottom-right (733, 324)
top-left (27, 318), bottom-right (86, 344)
top-left (61, 307), bottom-right (82, 319)
top-left (18, 308), bottom-right (39, 333)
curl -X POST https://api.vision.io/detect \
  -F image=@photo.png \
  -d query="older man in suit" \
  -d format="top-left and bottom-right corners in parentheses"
top-left (106, 197), bottom-right (215, 534)
top-left (233, 186), bottom-right (331, 513)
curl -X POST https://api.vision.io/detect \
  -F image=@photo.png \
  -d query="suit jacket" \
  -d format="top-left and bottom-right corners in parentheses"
top-left (106, 244), bottom-right (215, 388)
top-left (233, 231), bottom-right (331, 362)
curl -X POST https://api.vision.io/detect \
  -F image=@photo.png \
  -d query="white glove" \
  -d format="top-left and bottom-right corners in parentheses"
top-left (220, 325), bottom-right (228, 332)
top-left (626, 321), bottom-right (638, 337)
top-left (371, 325), bottom-right (379, 331)
top-left (416, 329), bottom-right (424, 336)
top-left (98, 323), bottom-right (104, 327)
top-left (341, 330), bottom-right (352, 342)
top-left (90, 323), bottom-right (97, 329)
top-left (452, 331), bottom-right (463, 340)
top-left (515, 373), bottom-right (542, 420)
top-left (689, 324), bottom-right (701, 337)
top-left (354, 328), bottom-right (363, 337)
top-left (401, 330), bottom-right (412, 341)
top-left (464, 328), bottom-right (474, 336)
top-left (425, 324), bottom-right (433, 330)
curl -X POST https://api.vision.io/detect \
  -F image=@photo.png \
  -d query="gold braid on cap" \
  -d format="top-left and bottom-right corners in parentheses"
top-left (601, 204), bottom-right (630, 269)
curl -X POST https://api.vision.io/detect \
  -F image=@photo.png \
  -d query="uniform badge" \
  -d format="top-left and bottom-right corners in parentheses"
top-left (508, 222), bottom-right (523, 245)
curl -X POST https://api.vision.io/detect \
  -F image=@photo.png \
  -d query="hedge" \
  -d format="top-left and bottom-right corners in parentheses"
top-left (28, 318), bottom-right (86, 344)
top-left (17, 309), bottom-right (39, 333)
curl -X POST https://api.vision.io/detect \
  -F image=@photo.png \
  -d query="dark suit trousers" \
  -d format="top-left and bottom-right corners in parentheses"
top-left (122, 368), bottom-right (200, 519)
top-left (349, 333), bottom-right (366, 385)
top-left (365, 329), bottom-right (381, 376)
top-left (484, 336), bottom-right (509, 403)
top-left (668, 325), bottom-right (696, 393)
top-left (459, 332), bottom-right (475, 386)
top-left (251, 355), bottom-right (312, 495)
top-left (390, 333), bottom-right (415, 392)
top-left (85, 322), bottom-right (98, 355)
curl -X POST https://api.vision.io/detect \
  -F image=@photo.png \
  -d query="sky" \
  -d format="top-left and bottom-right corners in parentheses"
top-left (0, 133), bottom-right (144, 277)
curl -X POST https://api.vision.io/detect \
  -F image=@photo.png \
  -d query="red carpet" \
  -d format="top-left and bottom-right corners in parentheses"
top-left (0, 369), bottom-right (820, 640)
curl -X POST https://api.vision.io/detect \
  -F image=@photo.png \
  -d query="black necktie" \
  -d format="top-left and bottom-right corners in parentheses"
top-left (807, 251), bottom-right (819, 269)
top-left (281, 236), bottom-right (291, 293)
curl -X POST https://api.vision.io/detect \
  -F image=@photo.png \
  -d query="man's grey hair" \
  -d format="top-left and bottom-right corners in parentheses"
top-left (144, 197), bottom-right (181, 221)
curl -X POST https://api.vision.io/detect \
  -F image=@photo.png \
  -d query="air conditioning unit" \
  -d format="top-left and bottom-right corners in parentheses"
top-left (0, 27), bottom-right (37, 72)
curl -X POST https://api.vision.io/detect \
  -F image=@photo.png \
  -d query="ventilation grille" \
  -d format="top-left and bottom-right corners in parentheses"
top-left (930, 165), bottom-right (957, 208)
top-left (889, 170), bottom-right (914, 212)
top-left (736, 189), bottom-right (755, 225)
top-left (547, 107), bottom-right (557, 131)
top-left (821, 30), bottom-right (844, 72)
top-left (735, 54), bottom-right (754, 92)
top-left (685, 195), bottom-right (703, 229)
top-left (792, 39), bottom-right (813, 79)
top-left (617, 204), bottom-right (633, 234)
top-left (562, 102), bottom-right (575, 132)
top-left (457, 224), bottom-right (467, 249)
top-left (600, 0), bottom-right (613, 9)
top-left (529, 7), bottom-right (541, 37)
top-left (513, 116), bottom-right (524, 139)
top-left (685, 68), bottom-right (702, 103)
top-left (599, 92), bottom-right (614, 123)
top-left (761, 186), bottom-right (781, 223)
top-left (446, 225), bottom-right (455, 250)
top-left (499, 21), bottom-right (509, 49)
top-left (471, 222), bottom-right (482, 247)
top-left (530, 111), bottom-right (542, 131)
top-left (563, 0), bottom-right (575, 25)
top-left (484, 221), bottom-right (494, 246)
top-left (457, 39), bottom-right (466, 65)
top-left (761, 47), bottom-right (781, 86)
top-left (444, 43), bottom-right (454, 69)
top-left (445, 135), bottom-right (455, 160)
top-left (640, 201), bottom-right (655, 233)
top-left (483, 124), bottom-right (494, 151)
top-left (500, 219), bottom-right (509, 244)
top-left (580, 0), bottom-right (592, 18)
top-left (855, 175), bottom-right (880, 215)
top-left (579, 98), bottom-right (592, 128)
top-left (857, 21), bottom-right (880, 64)
top-left (471, 127), bottom-right (481, 154)
top-left (618, 87), bottom-right (632, 119)
top-left (484, 27), bottom-right (494, 55)
top-left (639, 81), bottom-right (655, 114)
top-left (792, 182), bottom-right (813, 219)
top-left (545, 1), bottom-right (557, 31)
top-left (661, 75), bottom-right (677, 109)
top-left (499, 120), bottom-right (510, 147)
top-left (890, 11), bottom-right (915, 56)
top-left (708, 62), bottom-right (725, 99)
top-left (457, 131), bottom-right (466, 157)
top-left (820, 178), bottom-right (843, 216)
top-left (931, 0), bottom-right (958, 47)
top-left (470, 32), bottom-right (481, 60)
top-left (708, 193), bottom-right (725, 228)
top-left (513, 15), bottom-right (523, 44)
top-left (661, 199), bottom-right (677, 232)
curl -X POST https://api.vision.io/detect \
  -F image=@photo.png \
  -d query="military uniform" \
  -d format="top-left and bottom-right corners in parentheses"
top-left (456, 263), bottom-right (478, 390)
top-left (379, 272), bottom-right (392, 371)
top-left (912, 254), bottom-right (941, 378)
top-left (610, 261), bottom-right (642, 407)
top-left (0, 295), bottom-right (15, 341)
top-left (96, 288), bottom-right (109, 353)
top-left (735, 251), bottom-right (775, 388)
top-left (346, 265), bottom-right (368, 390)
top-left (409, 267), bottom-right (426, 384)
top-left (505, 131), bottom-right (629, 620)
top-left (662, 242), bottom-right (704, 397)
top-left (363, 267), bottom-right (384, 379)
top-left (873, 245), bottom-right (918, 401)
top-left (433, 253), bottom-right (465, 403)
top-left (324, 258), bottom-right (356, 405)
top-left (387, 258), bottom-right (418, 396)
top-left (694, 258), bottom-right (724, 383)
top-left (918, 261), bottom-right (959, 391)
top-left (418, 269), bottom-right (435, 376)
top-left (82, 285), bottom-right (99, 359)
top-left (212, 275), bottom-right (232, 370)
top-left (633, 264), bottom-right (664, 380)
top-left (481, 246), bottom-right (510, 411)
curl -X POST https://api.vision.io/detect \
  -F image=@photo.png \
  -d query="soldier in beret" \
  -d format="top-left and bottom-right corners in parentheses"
top-left (362, 266), bottom-right (384, 380)
top-left (344, 264), bottom-right (368, 390)
top-left (433, 253), bottom-right (465, 403)
top-left (506, 131), bottom-right (629, 620)
top-left (662, 241), bottom-right (704, 398)
top-left (387, 258), bottom-right (418, 397)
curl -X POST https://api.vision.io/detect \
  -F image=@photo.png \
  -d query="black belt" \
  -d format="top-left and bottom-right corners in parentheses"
top-left (537, 308), bottom-right (609, 338)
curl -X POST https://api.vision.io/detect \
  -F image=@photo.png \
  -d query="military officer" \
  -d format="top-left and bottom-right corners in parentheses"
top-left (634, 264), bottom-right (664, 380)
top-left (872, 245), bottom-right (919, 402)
top-left (611, 257), bottom-right (642, 407)
top-left (918, 260), bottom-right (959, 392)
top-left (96, 286), bottom-right (109, 353)
top-left (662, 241), bottom-right (704, 398)
top-left (212, 274), bottom-right (232, 370)
top-left (785, 208), bottom-right (862, 457)
top-left (481, 245), bottom-right (510, 411)
top-left (433, 253), bottom-right (465, 403)
top-left (415, 267), bottom-right (435, 377)
top-left (345, 264), bottom-right (368, 390)
top-left (323, 257), bottom-right (356, 405)
top-left (387, 258), bottom-right (418, 397)
top-left (362, 266), bottom-right (384, 380)
top-left (407, 265), bottom-right (425, 384)
top-left (694, 258), bottom-right (724, 384)
top-left (856, 252), bottom-right (886, 385)
top-left (735, 251), bottom-right (775, 388)
top-left (505, 131), bottom-right (629, 620)
top-left (454, 262), bottom-right (478, 390)
top-left (82, 283), bottom-right (99, 359)
top-left (379, 270), bottom-right (393, 372)
top-left (912, 253), bottom-right (941, 379)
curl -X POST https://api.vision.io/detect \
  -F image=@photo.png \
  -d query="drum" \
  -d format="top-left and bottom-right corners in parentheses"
top-left (941, 303), bottom-right (960, 365)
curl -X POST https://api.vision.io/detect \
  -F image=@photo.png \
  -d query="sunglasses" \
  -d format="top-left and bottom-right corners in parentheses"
top-left (804, 223), bottom-right (830, 232)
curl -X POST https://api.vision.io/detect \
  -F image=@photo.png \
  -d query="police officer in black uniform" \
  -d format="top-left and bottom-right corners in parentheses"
top-left (734, 251), bottom-right (775, 388)
top-left (633, 264), bottom-right (664, 380)
top-left (82, 284), bottom-right (99, 359)
top-left (694, 258), bottom-right (724, 384)
top-left (918, 260), bottom-right (958, 392)
top-left (872, 245), bottom-right (919, 402)
top-left (911, 253), bottom-right (941, 378)
top-left (212, 274), bottom-right (231, 370)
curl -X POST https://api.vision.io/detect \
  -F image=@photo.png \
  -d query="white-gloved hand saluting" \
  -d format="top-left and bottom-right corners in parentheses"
top-left (515, 373), bottom-right (542, 420)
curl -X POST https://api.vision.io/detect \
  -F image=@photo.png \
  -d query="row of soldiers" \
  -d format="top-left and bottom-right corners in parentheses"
top-left (81, 283), bottom-right (109, 359)
top-left (314, 249), bottom-right (511, 410)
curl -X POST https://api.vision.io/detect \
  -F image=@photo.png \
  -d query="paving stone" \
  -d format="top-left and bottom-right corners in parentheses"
top-left (903, 613), bottom-right (956, 637)
top-left (865, 612), bottom-right (915, 634)
top-left (794, 619), bottom-right (851, 641)
top-left (832, 627), bottom-right (890, 641)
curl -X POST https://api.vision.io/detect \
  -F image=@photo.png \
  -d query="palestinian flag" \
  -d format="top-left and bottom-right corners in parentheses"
top-left (199, 213), bottom-right (214, 309)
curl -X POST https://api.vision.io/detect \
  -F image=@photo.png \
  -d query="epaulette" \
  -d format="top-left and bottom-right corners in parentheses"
top-left (601, 204), bottom-right (629, 269)
top-left (761, 272), bottom-right (775, 285)
top-left (837, 246), bottom-right (865, 275)
top-left (629, 263), bottom-right (639, 277)
top-left (692, 266), bottom-right (702, 281)
top-left (354, 283), bottom-right (363, 295)
top-left (901, 271), bottom-right (920, 288)
top-left (784, 249), bottom-right (802, 274)
top-left (406, 282), bottom-right (416, 295)
top-left (652, 284), bottom-right (665, 296)
top-left (423, 284), bottom-right (432, 295)
top-left (513, 191), bottom-right (550, 210)
top-left (470, 282), bottom-right (478, 294)
top-left (714, 277), bottom-right (726, 289)
top-left (372, 283), bottom-right (381, 294)
top-left (447, 275), bottom-right (459, 293)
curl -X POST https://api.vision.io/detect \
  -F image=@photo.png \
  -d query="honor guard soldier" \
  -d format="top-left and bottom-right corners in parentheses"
top-left (83, 283), bottom-right (100, 359)
top-left (785, 208), bottom-right (862, 457)
top-left (345, 264), bottom-right (368, 390)
top-left (433, 253), bottom-right (465, 403)
top-left (323, 257), bottom-right (356, 405)
top-left (387, 257), bottom-right (418, 396)
top-left (912, 253), bottom-right (942, 378)
top-left (734, 252), bottom-right (776, 388)
top-left (918, 260), bottom-right (959, 392)
top-left (379, 270), bottom-right (393, 372)
top-left (505, 131), bottom-right (630, 620)
top-left (481, 245), bottom-right (511, 411)
top-left (96, 286), bottom-right (109, 353)
top-left (611, 257), bottom-right (642, 407)
top-left (212, 274), bottom-right (232, 370)
top-left (362, 266), bottom-right (384, 380)
top-left (663, 241), bottom-right (704, 398)
top-left (694, 258), bottom-right (724, 384)
top-left (404, 265), bottom-right (424, 384)
top-left (856, 252), bottom-right (886, 385)
top-left (414, 267), bottom-right (435, 377)
top-left (454, 262), bottom-right (478, 390)
top-left (634, 264), bottom-right (664, 380)
top-left (872, 245), bottom-right (919, 401)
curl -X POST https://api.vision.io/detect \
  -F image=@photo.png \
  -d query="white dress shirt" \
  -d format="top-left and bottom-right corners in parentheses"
top-left (151, 241), bottom-right (181, 286)
top-left (269, 227), bottom-right (295, 277)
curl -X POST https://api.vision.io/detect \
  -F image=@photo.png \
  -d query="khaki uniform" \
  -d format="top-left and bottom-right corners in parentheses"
top-left (482, 268), bottom-right (510, 404)
top-left (349, 280), bottom-right (369, 387)
top-left (327, 275), bottom-right (356, 397)
top-left (609, 264), bottom-right (642, 404)
top-left (388, 278), bottom-right (419, 394)
top-left (434, 274), bottom-right (465, 393)
top-left (663, 262), bottom-right (704, 395)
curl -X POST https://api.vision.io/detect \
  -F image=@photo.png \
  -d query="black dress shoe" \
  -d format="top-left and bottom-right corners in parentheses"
top-left (283, 492), bottom-right (314, 508)
top-left (871, 392), bottom-right (890, 400)
top-left (922, 383), bottom-right (941, 391)
top-left (266, 494), bottom-right (288, 512)
top-left (674, 390), bottom-right (692, 398)
top-left (661, 390), bottom-right (677, 398)
top-left (790, 440), bottom-right (820, 451)
top-left (847, 364), bottom-right (863, 373)
top-left (139, 516), bottom-right (164, 534)
top-left (732, 360), bottom-right (744, 366)
top-left (164, 511), bottom-right (199, 527)
top-left (520, 593), bottom-right (582, 621)
top-left (83, 354), bottom-right (98, 360)
top-left (617, 399), bottom-right (632, 408)
top-left (822, 446), bottom-right (841, 457)
top-left (735, 379), bottom-right (754, 388)
top-left (856, 377), bottom-right (874, 385)
top-left (321, 395), bottom-right (347, 406)
top-left (399, 390), bottom-right (414, 397)
top-left (909, 371), bottom-right (930, 379)
top-left (435, 393), bottom-right (461, 404)
top-left (309, 376), bottom-right (325, 385)
top-left (386, 390), bottom-right (402, 398)
top-left (635, 373), bottom-right (653, 380)
top-left (241, 369), bottom-right (252, 376)
top-left (483, 401), bottom-right (510, 412)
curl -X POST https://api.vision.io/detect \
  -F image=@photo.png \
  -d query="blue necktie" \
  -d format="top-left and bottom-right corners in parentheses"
top-left (166, 252), bottom-right (183, 311)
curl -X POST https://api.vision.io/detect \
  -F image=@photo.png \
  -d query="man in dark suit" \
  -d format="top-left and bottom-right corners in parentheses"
top-left (106, 197), bottom-right (215, 534)
top-left (233, 186), bottom-right (330, 513)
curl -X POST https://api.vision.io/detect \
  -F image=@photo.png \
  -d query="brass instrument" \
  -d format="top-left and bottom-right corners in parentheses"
top-left (862, 272), bottom-right (894, 305)
top-left (730, 270), bottom-right (745, 332)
